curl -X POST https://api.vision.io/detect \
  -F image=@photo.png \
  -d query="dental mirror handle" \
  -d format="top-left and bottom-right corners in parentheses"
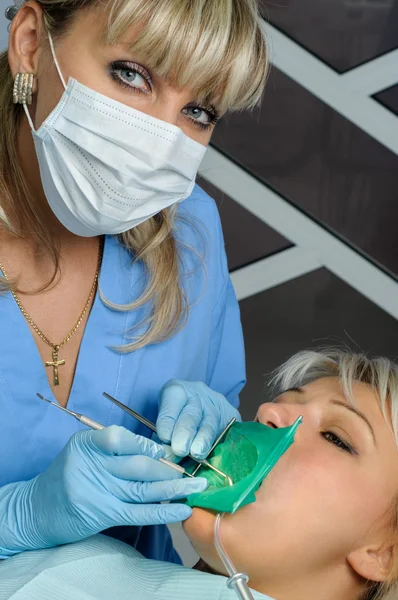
top-left (80, 415), bottom-right (105, 430)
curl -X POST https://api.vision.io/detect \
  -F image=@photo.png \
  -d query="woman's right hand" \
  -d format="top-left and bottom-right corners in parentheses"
top-left (0, 426), bottom-right (207, 557)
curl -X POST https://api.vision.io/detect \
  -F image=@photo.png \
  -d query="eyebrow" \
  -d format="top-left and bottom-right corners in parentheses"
top-left (287, 387), bottom-right (376, 445)
top-left (329, 399), bottom-right (376, 445)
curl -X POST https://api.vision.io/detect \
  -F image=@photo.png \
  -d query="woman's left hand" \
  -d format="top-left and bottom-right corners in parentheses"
top-left (156, 380), bottom-right (241, 460)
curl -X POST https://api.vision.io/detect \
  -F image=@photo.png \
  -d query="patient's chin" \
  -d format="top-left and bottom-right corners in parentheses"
top-left (183, 507), bottom-right (224, 572)
top-left (182, 507), bottom-right (217, 552)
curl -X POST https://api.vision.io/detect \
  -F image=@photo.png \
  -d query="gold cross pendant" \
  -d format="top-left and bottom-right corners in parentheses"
top-left (45, 346), bottom-right (66, 386)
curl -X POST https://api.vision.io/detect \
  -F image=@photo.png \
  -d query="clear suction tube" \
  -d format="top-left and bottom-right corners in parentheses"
top-left (214, 513), bottom-right (255, 600)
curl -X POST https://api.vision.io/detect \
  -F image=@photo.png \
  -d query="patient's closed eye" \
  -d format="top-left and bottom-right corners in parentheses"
top-left (322, 431), bottom-right (356, 455)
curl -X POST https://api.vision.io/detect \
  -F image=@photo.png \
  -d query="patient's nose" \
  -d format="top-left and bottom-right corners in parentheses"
top-left (256, 402), bottom-right (301, 429)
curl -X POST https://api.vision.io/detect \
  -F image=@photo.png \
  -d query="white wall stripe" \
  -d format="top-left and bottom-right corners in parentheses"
top-left (230, 247), bottom-right (321, 301)
top-left (264, 23), bottom-right (398, 156)
top-left (340, 49), bottom-right (398, 96)
top-left (200, 147), bottom-right (398, 319)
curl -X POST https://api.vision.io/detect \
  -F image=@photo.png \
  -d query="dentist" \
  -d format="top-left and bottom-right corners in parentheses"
top-left (0, 0), bottom-right (267, 562)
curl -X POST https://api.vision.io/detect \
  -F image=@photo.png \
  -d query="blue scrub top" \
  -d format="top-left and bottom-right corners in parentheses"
top-left (0, 185), bottom-right (246, 564)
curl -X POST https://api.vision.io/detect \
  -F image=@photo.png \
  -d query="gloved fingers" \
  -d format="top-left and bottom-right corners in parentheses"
top-left (157, 379), bottom-right (240, 457)
top-left (88, 426), bottom-right (164, 459)
top-left (117, 476), bottom-right (208, 504)
top-left (170, 398), bottom-right (205, 457)
top-left (189, 418), bottom-right (219, 459)
top-left (190, 399), bottom-right (242, 458)
top-left (151, 432), bottom-right (163, 445)
top-left (120, 502), bottom-right (193, 526)
top-left (104, 455), bottom-right (184, 482)
top-left (161, 444), bottom-right (183, 464)
top-left (156, 380), bottom-right (190, 443)
top-left (151, 433), bottom-right (182, 464)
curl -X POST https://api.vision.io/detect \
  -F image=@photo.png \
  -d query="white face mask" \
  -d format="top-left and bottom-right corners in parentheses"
top-left (24, 32), bottom-right (207, 237)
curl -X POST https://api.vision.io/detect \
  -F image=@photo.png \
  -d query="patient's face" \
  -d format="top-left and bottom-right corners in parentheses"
top-left (183, 377), bottom-right (398, 594)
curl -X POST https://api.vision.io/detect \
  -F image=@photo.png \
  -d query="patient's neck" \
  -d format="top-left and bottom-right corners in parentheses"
top-left (250, 560), bottom-right (365, 600)
top-left (193, 556), bottom-right (364, 600)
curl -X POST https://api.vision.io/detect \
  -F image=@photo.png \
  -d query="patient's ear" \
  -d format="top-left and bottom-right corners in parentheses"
top-left (347, 543), bottom-right (393, 583)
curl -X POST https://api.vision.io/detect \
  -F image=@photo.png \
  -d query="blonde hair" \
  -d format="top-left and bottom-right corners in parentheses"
top-left (0, 0), bottom-right (268, 350)
top-left (270, 348), bottom-right (398, 600)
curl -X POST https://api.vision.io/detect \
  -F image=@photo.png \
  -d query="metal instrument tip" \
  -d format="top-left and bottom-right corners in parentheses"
top-left (36, 392), bottom-right (50, 403)
top-left (36, 393), bottom-right (81, 421)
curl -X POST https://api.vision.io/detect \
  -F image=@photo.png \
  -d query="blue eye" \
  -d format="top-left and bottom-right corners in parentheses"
top-left (182, 105), bottom-right (219, 131)
top-left (120, 69), bottom-right (144, 86)
top-left (109, 61), bottom-right (152, 94)
top-left (322, 431), bottom-right (356, 455)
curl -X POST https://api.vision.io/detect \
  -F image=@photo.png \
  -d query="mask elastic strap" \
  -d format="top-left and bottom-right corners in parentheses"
top-left (23, 103), bottom-right (35, 132)
top-left (47, 30), bottom-right (67, 91)
top-left (24, 30), bottom-right (67, 132)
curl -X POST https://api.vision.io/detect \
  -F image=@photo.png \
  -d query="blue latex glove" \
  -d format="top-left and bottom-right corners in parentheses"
top-left (156, 380), bottom-right (241, 460)
top-left (0, 426), bottom-right (207, 558)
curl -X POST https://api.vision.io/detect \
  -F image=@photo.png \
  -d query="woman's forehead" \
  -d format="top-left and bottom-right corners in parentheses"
top-left (272, 378), bottom-right (395, 437)
top-left (272, 378), bottom-right (381, 415)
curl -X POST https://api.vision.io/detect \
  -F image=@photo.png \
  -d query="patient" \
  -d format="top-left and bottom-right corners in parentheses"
top-left (2, 348), bottom-right (398, 600)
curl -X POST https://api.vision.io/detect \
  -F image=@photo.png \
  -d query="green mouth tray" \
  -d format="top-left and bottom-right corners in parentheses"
top-left (180, 419), bottom-right (301, 514)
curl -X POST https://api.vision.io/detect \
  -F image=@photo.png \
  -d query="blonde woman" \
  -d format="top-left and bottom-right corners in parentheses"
top-left (0, 0), bottom-right (267, 562)
top-left (1, 348), bottom-right (398, 600)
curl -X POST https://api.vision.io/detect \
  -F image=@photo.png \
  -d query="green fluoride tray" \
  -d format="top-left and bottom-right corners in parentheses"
top-left (180, 419), bottom-right (301, 514)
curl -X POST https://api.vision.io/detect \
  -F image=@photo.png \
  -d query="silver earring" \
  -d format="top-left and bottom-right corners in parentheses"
top-left (13, 72), bottom-right (34, 105)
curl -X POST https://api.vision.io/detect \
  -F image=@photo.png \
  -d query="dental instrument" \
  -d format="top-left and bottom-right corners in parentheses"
top-left (198, 462), bottom-right (233, 487)
top-left (102, 392), bottom-right (158, 433)
top-left (102, 391), bottom-right (233, 486)
top-left (191, 417), bottom-right (237, 477)
top-left (36, 393), bottom-right (194, 478)
top-left (36, 393), bottom-right (105, 430)
top-left (214, 512), bottom-right (255, 600)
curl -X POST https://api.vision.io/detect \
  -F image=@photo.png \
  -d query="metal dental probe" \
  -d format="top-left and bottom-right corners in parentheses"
top-left (102, 391), bottom-right (233, 485)
top-left (36, 393), bottom-right (105, 430)
top-left (36, 393), bottom-right (194, 478)
top-left (190, 417), bottom-right (237, 478)
top-left (102, 392), bottom-right (159, 434)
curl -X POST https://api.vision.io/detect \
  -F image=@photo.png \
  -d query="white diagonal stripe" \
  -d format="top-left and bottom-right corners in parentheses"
top-left (263, 23), bottom-right (398, 156)
top-left (230, 247), bottom-right (321, 301)
top-left (340, 49), bottom-right (398, 96)
top-left (200, 147), bottom-right (398, 318)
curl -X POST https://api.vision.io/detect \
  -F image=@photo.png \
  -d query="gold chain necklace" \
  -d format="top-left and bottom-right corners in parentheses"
top-left (0, 238), bottom-right (104, 387)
